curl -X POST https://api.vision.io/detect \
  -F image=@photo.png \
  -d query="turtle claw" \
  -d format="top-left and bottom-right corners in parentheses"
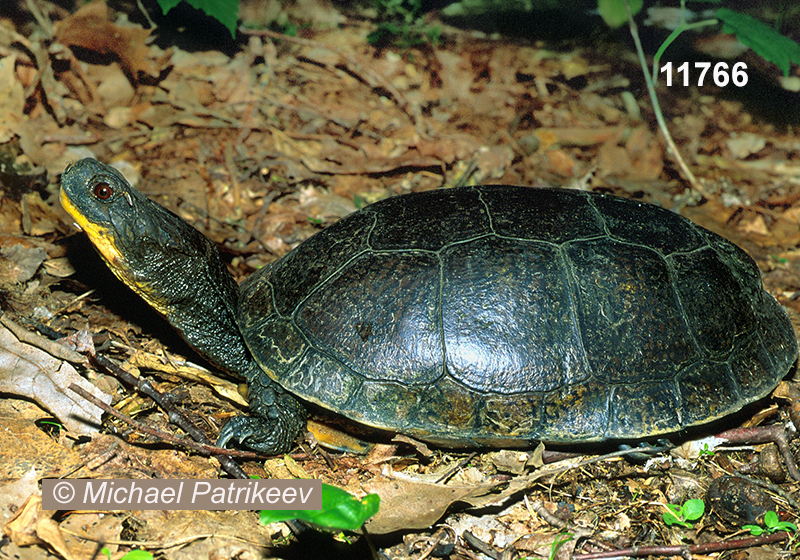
top-left (216, 386), bottom-right (307, 455)
top-left (216, 415), bottom-right (293, 455)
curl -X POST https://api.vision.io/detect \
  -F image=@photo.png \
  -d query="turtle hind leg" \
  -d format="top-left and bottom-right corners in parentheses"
top-left (217, 377), bottom-right (307, 454)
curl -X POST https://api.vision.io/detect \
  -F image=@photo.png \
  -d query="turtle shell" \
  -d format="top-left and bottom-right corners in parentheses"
top-left (238, 185), bottom-right (797, 446)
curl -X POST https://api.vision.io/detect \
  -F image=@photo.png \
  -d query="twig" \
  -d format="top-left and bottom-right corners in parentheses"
top-left (89, 354), bottom-right (251, 479)
top-left (416, 527), bottom-right (455, 560)
top-left (68, 383), bottom-right (257, 461)
top-left (50, 42), bottom-right (102, 108)
top-left (60, 527), bottom-right (266, 551)
top-left (526, 497), bottom-right (568, 529)
top-left (25, 0), bottom-right (52, 36)
top-left (462, 531), bottom-right (498, 560)
top-left (435, 452), bottom-right (477, 484)
top-left (717, 424), bottom-right (800, 482)
top-left (135, 0), bottom-right (156, 30)
top-left (0, 313), bottom-right (85, 363)
top-left (623, 0), bottom-right (708, 197)
top-left (574, 531), bottom-right (790, 559)
top-left (75, 359), bottom-right (314, 538)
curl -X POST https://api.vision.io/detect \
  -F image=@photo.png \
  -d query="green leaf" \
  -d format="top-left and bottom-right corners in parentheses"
top-left (763, 511), bottom-right (797, 533)
top-left (716, 8), bottom-right (800, 77)
top-left (154, 0), bottom-right (239, 38)
top-left (682, 499), bottom-right (705, 521)
top-left (663, 500), bottom-right (705, 528)
top-left (743, 524), bottom-right (764, 535)
top-left (260, 484), bottom-right (380, 532)
top-left (765, 510), bottom-right (780, 527)
top-left (663, 507), bottom-right (686, 528)
top-left (597, 0), bottom-right (643, 29)
top-left (698, 443), bottom-right (715, 457)
top-left (742, 512), bottom-right (796, 535)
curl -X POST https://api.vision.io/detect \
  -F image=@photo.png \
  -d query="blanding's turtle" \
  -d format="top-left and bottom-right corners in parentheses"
top-left (60, 158), bottom-right (798, 454)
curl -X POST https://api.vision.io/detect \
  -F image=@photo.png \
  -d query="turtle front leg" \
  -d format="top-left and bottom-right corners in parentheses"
top-left (217, 372), bottom-right (307, 455)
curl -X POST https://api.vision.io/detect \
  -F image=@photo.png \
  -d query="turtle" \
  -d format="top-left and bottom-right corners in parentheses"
top-left (60, 158), bottom-right (798, 454)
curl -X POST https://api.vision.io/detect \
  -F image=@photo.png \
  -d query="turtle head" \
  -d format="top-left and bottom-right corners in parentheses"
top-left (60, 158), bottom-right (194, 292)
top-left (60, 158), bottom-right (254, 378)
top-left (60, 159), bottom-right (138, 273)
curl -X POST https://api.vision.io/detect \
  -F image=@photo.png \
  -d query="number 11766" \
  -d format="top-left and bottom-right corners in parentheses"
top-left (660, 62), bottom-right (749, 87)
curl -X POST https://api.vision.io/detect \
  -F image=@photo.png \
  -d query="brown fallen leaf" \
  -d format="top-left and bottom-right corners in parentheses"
top-left (0, 467), bottom-right (38, 526)
top-left (364, 453), bottom-right (593, 533)
top-left (294, 184), bottom-right (357, 221)
top-left (491, 449), bottom-right (535, 475)
top-left (0, 400), bottom-right (89, 480)
top-left (60, 512), bottom-right (124, 560)
top-left (0, 240), bottom-right (47, 285)
top-left (362, 475), bottom-right (498, 534)
top-left (0, 325), bottom-right (110, 436)
top-left (0, 54), bottom-right (25, 144)
top-left (132, 508), bottom-right (274, 557)
top-left (391, 434), bottom-right (433, 458)
top-left (3, 494), bottom-right (75, 560)
top-left (54, 0), bottom-right (154, 81)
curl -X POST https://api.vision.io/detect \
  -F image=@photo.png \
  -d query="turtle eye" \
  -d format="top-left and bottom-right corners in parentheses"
top-left (93, 181), bottom-right (114, 200)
